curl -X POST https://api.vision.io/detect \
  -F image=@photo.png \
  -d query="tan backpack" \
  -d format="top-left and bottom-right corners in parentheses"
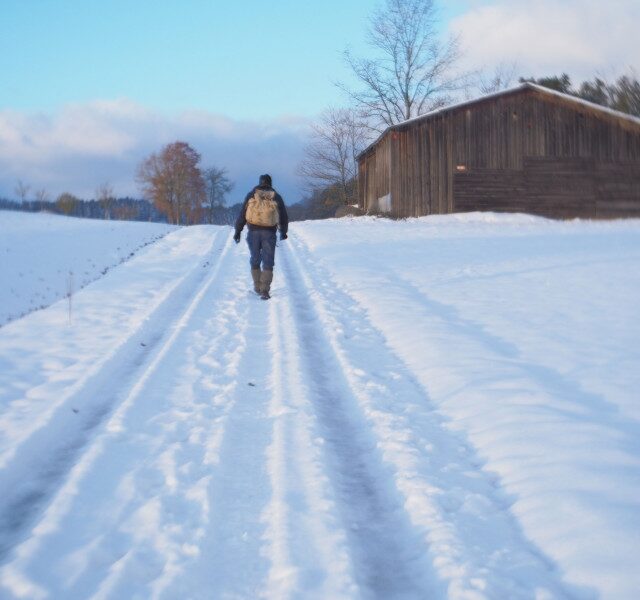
top-left (246, 189), bottom-right (279, 227)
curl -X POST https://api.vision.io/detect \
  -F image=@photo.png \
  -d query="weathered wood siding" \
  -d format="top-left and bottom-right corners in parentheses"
top-left (359, 135), bottom-right (391, 213)
top-left (454, 158), bottom-right (597, 218)
top-left (358, 86), bottom-right (640, 219)
top-left (455, 158), bottom-right (640, 219)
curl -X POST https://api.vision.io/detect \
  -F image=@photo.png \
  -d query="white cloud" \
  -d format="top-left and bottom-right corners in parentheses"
top-left (450, 0), bottom-right (640, 83)
top-left (0, 100), bottom-right (310, 204)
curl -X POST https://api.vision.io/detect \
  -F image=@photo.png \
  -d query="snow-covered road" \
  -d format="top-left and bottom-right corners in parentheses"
top-left (1, 215), bottom-right (639, 599)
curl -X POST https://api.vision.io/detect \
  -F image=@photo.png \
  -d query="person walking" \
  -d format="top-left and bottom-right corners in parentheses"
top-left (233, 174), bottom-right (288, 300)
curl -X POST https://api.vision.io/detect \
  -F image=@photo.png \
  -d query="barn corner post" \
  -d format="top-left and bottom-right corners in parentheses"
top-left (357, 158), bottom-right (366, 213)
top-left (391, 128), bottom-right (400, 219)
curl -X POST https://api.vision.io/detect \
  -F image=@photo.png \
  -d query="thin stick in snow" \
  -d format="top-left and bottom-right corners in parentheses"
top-left (66, 271), bottom-right (74, 324)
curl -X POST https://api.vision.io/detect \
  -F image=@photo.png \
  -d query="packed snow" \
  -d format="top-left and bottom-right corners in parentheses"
top-left (0, 212), bottom-right (638, 599)
top-left (0, 211), bottom-right (174, 326)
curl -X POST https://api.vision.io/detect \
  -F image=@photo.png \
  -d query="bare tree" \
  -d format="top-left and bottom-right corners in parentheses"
top-left (298, 107), bottom-right (369, 205)
top-left (137, 141), bottom-right (206, 225)
top-left (340, 0), bottom-right (462, 131)
top-left (203, 167), bottom-right (234, 224)
top-left (14, 180), bottom-right (30, 203)
top-left (35, 189), bottom-right (49, 203)
top-left (477, 62), bottom-right (517, 95)
top-left (96, 182), bottom-right (115, 220)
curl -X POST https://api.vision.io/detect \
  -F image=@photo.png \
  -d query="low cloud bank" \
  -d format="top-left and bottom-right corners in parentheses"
top-left (0, 100), bottom-right (310, 205)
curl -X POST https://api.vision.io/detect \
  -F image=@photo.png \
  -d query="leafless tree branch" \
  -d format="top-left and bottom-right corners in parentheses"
top-left (297, 107), bottom-right (370, 205)
top-left (339, 0), bottom-right (466, 130)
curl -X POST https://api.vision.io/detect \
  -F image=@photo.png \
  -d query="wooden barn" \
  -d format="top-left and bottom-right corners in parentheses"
top-left (357, 83), bottom-right (640, 219)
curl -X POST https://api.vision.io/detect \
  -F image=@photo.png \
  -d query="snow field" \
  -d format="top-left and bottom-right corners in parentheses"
top-left (293, 214), bottom-right (640, 599)
top-left (285, 237), bottom-right (572, 599)
top-left (0, 211), bottom-right (175, 327)
top-left (0, 212), bottom-right (639, 599)
top-left (0, 224), bottom-right (360, 598)
top-left (0, 227), bottom-right (222, 570)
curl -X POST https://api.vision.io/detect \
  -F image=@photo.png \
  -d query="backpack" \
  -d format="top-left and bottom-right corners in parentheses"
top-left (246, 189), bottom-right (279, 227)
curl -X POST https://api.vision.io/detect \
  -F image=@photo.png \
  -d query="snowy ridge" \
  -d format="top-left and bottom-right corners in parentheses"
top-left (1, 213), bottom-right (639, 598)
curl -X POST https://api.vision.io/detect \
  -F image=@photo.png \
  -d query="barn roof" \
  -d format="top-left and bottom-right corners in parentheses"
top-left (357, 82), bottom-right (640, 160)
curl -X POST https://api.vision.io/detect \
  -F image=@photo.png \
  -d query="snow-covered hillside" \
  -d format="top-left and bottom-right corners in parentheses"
top-left (0, 213), bottom-right (638, 599)
top-left (0, 211), bottom-right (175, 326)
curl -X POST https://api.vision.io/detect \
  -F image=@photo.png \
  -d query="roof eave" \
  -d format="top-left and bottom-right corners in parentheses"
top-left (356, 82), bottom-right (640, 162)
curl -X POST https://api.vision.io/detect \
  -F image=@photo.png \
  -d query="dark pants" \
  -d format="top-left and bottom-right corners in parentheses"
top-left (247, 229), bottom-right (277, 271)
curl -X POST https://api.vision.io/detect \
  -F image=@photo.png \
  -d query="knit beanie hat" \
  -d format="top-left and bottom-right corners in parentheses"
top-left (258, 174), bottom-right (272, 187)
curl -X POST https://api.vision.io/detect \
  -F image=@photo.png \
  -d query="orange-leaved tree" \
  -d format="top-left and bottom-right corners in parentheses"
top-left (56, 192), bottom-right (79, 216)
top-left (137, 141), bottom-right (206, 225)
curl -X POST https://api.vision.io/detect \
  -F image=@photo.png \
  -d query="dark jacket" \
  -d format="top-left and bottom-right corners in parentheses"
top-left (234, 185), bottom-right (288, 236)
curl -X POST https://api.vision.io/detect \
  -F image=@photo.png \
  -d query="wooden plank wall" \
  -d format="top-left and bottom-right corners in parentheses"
top-left (454, 157), bottom-right (596, 218)
top-left (392, 92), bottom-right (538, 217)
top-left (359, 135), bottom-right (391, 213)
top-left (595, 162), bottom-right (640, 217)
top-left (451, 93), bottom-right (640, 218)
top-left (454, 157), bottom-right (640, 218)
top-left (359, 87), bottom-right (640, 219)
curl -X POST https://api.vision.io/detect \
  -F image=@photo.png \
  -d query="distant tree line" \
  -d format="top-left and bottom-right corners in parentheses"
top-left (0, 194), bottom-right (244, 225)
top-left (0, 195), bottom-right (167, 221)
top-left (519, 73), bottom-right (640, 117)
top-left (0, 189), bottom-right (345, 225)
top-left (134, 140), bottom-right (336, 224)
top-left (2, 144), bottom-right (242, 225)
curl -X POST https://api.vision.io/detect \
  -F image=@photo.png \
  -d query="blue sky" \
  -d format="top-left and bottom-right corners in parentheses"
top-left (1, 0), bottom-right (468, 117)
top-left (0, 0), bottom-right (637, 204)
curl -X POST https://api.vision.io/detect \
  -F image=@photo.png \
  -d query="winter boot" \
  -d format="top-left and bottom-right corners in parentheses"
top-left (251, 268), bottom-right (262, 294)
top-left (260, 269), bottom-right (273, 300)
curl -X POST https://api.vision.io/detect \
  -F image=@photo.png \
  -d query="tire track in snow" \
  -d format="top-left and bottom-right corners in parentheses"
top-left (158, 290), bottom-right (279, 599)
top-left (0, 228), bottom-right (222, 471)
top-left (317, 260), bottom-right (632, 599)
top-left (257, 279), bottom-right (360, 599)
top-left (1, 237), bottom-right (354, 600)
top-left (74, 240), bottom-right (251, 600)
top-left (0, 231), bottom-right (233, 577)
top-left (162, 274), bottom-right (361, 599)
top-left (286, 234), bottom-right (574, 599)
top-left (3, 232), bottom-right (358, 600)
top-left (279, 241), bottom-right (440, 599)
